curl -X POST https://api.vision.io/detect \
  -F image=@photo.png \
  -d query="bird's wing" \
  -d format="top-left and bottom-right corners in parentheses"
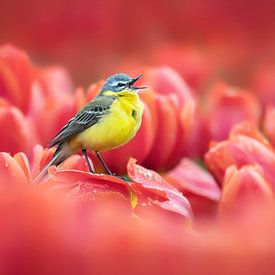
top-left (49, 95), bottom-right (116, 147)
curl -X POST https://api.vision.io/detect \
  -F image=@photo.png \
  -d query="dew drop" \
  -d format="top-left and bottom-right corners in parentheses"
top-left (144, 172), bottom-right (152, 179)
top-left (137, 167), bottom-right (143, 174)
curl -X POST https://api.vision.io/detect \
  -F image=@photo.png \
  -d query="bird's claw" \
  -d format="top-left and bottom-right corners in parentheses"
top-left (111, 173), bottom-right (128, 181)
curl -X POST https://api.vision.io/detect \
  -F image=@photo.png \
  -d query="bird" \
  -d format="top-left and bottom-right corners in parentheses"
top-left (33, 73), bottom-right (146, 183)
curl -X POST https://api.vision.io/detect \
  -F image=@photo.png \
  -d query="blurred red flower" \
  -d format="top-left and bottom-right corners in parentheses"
top-left (0, 149), bottom-right (275, 274)
top-left (204, 82), bottom-right (261, 141)
top-left (0, 146), bottom-right (192, 219)
top-left (205, 122), bottom-right (275, 186)
top-left (219, 165), bottom-right (273, 218)
top-left (0, 44), bottom-right (77, 154)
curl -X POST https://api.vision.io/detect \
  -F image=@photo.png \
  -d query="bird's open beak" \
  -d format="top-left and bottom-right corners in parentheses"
top-left (130, 75), bottom-right (147, 90)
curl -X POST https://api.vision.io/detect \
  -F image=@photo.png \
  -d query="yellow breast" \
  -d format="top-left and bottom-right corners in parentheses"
top-left (72, 91), bottom-right (144, 152)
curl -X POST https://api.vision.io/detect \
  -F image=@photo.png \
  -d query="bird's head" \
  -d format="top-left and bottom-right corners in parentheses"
top-left (100, 73), bottom-right (146, 94)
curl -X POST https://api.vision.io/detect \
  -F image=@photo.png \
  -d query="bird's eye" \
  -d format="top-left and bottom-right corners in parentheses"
top-left (117, 82), bottom-right (125, 87)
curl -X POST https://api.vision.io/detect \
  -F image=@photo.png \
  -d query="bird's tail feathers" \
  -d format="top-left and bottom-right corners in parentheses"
top-left (32, 144), bottom-right (72, 184)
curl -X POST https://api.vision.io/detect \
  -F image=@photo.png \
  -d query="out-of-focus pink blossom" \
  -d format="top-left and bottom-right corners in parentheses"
top-left (0, 105), bottom-right (38, 155)
top-left (220, 165), bottom-right (274, 217)
top-left (141, 67), bottom-right (196, 171)
top-left (0, 44), bottom-right (33, 113)
top-left (204, 82), bottom-right (261, 141)
top-left (205, 122), bottom-right (275, 186)
top-left (0, 44), bottom-right (77, 151)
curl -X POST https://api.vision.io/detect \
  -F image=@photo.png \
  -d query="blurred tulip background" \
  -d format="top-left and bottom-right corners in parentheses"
top-left (1, 0), bottom-right (275, 274)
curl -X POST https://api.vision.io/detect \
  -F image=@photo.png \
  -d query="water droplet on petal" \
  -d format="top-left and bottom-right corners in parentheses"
top-left (144, 172), bottom-right (152, 179)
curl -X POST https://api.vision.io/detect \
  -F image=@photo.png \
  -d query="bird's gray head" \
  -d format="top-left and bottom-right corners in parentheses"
top-left (100, 73), bottom-right (145, 93)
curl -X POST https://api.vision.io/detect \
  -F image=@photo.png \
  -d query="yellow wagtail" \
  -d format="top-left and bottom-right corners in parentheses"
top-left (33, 73), bottom-right (145, 183)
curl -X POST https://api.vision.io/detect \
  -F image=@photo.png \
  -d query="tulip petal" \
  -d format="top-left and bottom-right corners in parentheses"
top-left (31, 145), bottom-right (55, 178)
top-left (36, 66), bottom-right (73, 97)
top-left (165, 158), bottom-right (221, 201)
top-left (127, 158), bottom-right (192, 218)
top-left (146, 66), bottom-right (193, 108)
top-left (231, 121), bottom-right (272, 149)
top-left (220, 165), bottom-right (274, 217)
top-left (205, 126), bottom-right (275, 186)
top-left (47, 169), bottom-right (135, 206)
top-left (0, 152), bottom-right (28, 185)
top-left (0, 106), bottom-right (37, 155)
top-left (143, 95), bottom-right (178, 170)
top-left (14, 152), bottom-right (31, 182)
top-left (165, 94), bottom-right (196, 168)
top-left (0, 44), bottom-right (33, 113)
top-left (30, 89), bottom-right (76, 146)
top-left (206, 82), bottom-right (261, 141)
top-left (58, 155), bottom-right (91, 172)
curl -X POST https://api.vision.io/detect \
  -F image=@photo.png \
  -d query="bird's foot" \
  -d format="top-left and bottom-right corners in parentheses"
top-left (111, 173), bottom-right (129, 182)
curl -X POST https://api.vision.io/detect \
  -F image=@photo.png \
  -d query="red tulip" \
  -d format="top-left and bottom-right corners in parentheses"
top-left (127, 158), bottom-right (192, 218)
top-left (184, 108), bottom-right (211, 158)
top-left (43, 157), bottom-right (193, 218)
top-left (205, 82), bottom-right (261, 141)
top-left (2, 145), bottom-right (192, 219)
top-left (219, 165), bottom-right (274, 217)
top-left (0, 152), bottom-right (29, 185)
top-left (0, 105), bottom-right (38, 155)
top-left (0, 44), bottom-right (78, 151)
top-left (205, 122), bottom-right (275, 186)
top-left (0, 44), bottom-right (33, 113)
top-left (0, 151), bottom-right (275, 274)
top-left (29, 81), bottom-right (77, 146)
top-left (142, 67), bottom-right (196, 171)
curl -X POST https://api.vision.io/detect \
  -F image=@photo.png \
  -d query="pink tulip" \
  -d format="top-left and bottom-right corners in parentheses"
top-left (205, 122), bottom-right (275, 186)
top-left (205, 82), bottom-right (261, 141)
top-left (220, 165), bottom-right (274, 217)
top-left (0, 44), bottom-right (33, 113)
top-left (142, 67), bottom-right (196, 171)
top-left (0, 105), bottom-right (38, 155)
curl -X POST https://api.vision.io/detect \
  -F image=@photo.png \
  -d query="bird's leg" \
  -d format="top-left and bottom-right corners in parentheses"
top-left (95, 151), bottom-right (113, 175)
top-left (95, 151), bottom-right (128, 181)
top-left (82, 148), bottom-right (95, 173)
